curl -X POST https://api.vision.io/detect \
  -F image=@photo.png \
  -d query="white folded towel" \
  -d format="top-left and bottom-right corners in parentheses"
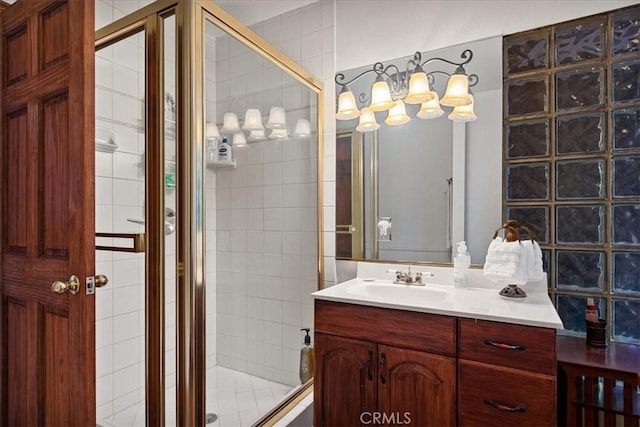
top-left (528, 240), bottom-right (544, 282)
top-left (483, 237), bottom-right (522, 284)
top-left (483, 237), bottom-right (545, 284)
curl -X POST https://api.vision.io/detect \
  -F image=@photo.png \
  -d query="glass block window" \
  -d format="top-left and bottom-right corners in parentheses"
top-left (503, 5), bottom-right (640, 344)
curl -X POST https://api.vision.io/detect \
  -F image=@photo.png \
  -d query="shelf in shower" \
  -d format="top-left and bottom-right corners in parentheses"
top-left (207, 159), bottom-right (236, 168)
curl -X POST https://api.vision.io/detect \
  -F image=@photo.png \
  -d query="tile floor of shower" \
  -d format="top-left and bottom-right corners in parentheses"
top-left (98, 366), bottom-right (294, 427)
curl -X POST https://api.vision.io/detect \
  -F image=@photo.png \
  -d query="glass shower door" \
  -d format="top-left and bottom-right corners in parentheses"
top-left (95, 29), bottom-right (147, 427)
top-left (201, 11), bottom-right (320, 426)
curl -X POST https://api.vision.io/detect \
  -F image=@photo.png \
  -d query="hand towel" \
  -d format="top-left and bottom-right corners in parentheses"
top-left (528, 240), bottom-right (544, 282)
top-left (483, 237), bottom-right (522, 284)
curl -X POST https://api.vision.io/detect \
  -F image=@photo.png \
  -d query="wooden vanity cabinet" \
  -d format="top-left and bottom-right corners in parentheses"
top-left (314, 300), bottom-right (456, 427)
top-left (457, 318), bottom-right (557, 427)
top-left (314, 300), bottom-right (558, 426)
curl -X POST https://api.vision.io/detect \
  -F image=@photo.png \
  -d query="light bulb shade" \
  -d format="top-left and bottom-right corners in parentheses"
top-left (221, 112), bottom-right (241, 132)
top-left (206, 122), bottom-right (220, 138)
top-left (232, 132), bottom-right (247, 147)
top-left (268, 128), bottom-right (289, 140)
top-left (448, 94), bottom-right (477, 122)
top-left (369, 80), bottom-right (394, 111)
top-left (405, 71), bottom-right (434, 104)
top-left (293, 119), bottom-right (311, 138)
top-left (247, 129), bottom-right (266, 142)
top-left (242, 108), bottom-right (264, 131)
top-left (384, 100), bottom-right (410, 126)
top-left (266, 106), bottom-right (287, 129)
top-left (440, 73), bottom-right (472, 106)
top-left (356, 107), bottom-right (380, 132)
top-left (335, 90), bottom-right (360, 120)
top-left (416, 93), bottom-right (445, 119)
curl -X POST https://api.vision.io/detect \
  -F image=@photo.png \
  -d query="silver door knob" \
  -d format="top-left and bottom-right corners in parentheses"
top-left (51, 275), bottom-right (80, 295)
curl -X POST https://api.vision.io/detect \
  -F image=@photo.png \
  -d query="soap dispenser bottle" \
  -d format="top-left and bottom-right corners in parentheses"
top-left (299, 328), bottom-right (314, 384)
top-left (217, 136), bottom-right (231, 161)
top-left (453, 241), bottom-right (471, 287)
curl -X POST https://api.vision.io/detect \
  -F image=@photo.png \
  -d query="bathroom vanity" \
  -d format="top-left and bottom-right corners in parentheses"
top-left (312, 263), bottom-right (563, 427)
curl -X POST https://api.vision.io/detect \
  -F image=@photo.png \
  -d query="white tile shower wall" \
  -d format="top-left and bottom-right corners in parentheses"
top-left (211, 0), bottom-right (335, 387)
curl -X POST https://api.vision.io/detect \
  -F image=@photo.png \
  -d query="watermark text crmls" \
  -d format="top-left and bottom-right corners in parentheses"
top-left (360, 411), bottom-right (411, 425)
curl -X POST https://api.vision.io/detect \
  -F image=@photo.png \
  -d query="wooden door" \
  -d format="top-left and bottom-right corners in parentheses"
top-left (314, 332), bottom-right (376, 426)
top-left (0, 0), bottom-right (95, 425)
top-left (336, 132), bottom-right (364, 259)
top-left (378, 345), bottom-right (456, 427)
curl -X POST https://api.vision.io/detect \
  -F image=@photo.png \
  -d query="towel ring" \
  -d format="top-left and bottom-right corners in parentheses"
top-left (493, 220), bottom-right (536, 242)
top-left (489, 220), bottom-right (539, 300)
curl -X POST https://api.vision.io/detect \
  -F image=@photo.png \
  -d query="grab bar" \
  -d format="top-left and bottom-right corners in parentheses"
top-left (96, 232), bottom-right (145, 253)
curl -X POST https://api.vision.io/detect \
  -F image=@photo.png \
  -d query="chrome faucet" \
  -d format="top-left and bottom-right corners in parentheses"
top-left (386, 267), bottom-right (434, 286)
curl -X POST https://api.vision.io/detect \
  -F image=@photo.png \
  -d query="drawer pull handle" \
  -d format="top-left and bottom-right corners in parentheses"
top-left (484, 399), bottom-right (526, 413)
top-left (379, 352), bottom-right (386, 384)
top-left (484, 339), bottom-right (526, 351)
top-left (366, 350), bottom-right (373, 381)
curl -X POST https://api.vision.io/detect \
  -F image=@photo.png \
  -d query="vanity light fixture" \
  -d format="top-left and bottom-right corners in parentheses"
top-left (416, 93), bottom-right (445, 119)
top-left (269, 128), bottom-right (290, 140)
top-left (266, 106), bottom-right (287, 129)
top-left (217, 106), bottom-right (310, 143)
top-left (242, 108), bottom-right (264, 131)
top-left (384, 100), bottom-right (410, 125)
top-left (293, 119), bottom-right (311, 138)
top-left (247, 129), bottom-right (266, 142)
top-left (448, 92), bottom-right (478, 122)
top-left (206, 122), bottom-right (220, 139)
top-left (232, 132), bottom-right (247, 147)
top-left (335, 49), bottom-right (479, 132)
top-left (356, 107), bottom-right (381, 132)
top-left (221, 112), bottom-right (241, 133)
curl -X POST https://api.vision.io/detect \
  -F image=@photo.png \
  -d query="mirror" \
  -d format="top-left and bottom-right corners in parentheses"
top-left (335, 37), bottom-right (503, 265)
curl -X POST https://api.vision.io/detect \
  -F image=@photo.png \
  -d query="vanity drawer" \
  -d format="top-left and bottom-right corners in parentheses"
top-left (458, 360), bottom-right (556, 427)
top-left (315, 300), bottom-right (456, 356)
top-left (458, 318), bottom-right (556, 374)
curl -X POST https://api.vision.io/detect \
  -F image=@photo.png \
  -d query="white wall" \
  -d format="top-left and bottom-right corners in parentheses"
top-left (335, 0), bottom-right (639, 71)
top-left (466, 89), bottom-right (502, 264)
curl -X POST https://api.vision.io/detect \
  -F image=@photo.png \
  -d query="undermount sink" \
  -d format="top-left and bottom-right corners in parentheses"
top-left (344, 280), bottom-right (449, 302)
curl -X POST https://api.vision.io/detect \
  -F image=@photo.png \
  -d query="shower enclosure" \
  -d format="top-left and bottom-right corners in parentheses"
top-left (94, 1), bottom-right (323, 425)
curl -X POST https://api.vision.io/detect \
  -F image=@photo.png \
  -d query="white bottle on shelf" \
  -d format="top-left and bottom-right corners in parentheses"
top-left (217, 136), bottom-right (231, 161)
top-left (453, 240), bottom-right (471, 287)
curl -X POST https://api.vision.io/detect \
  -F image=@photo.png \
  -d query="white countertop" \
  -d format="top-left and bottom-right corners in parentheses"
top-left (313, 263), bottom-right (564, 329)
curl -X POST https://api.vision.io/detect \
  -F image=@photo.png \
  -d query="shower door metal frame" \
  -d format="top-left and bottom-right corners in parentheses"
top-left (97, 0), bottom-right (325, 425)
top-left (96, 1), bottom-right (175, 425)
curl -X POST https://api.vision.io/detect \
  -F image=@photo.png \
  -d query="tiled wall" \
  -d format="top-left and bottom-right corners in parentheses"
top-left (209, 0), bottom-right (336, 386)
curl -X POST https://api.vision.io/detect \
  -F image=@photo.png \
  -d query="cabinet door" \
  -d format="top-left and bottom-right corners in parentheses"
top-left (378, 345), bottom-right (456, 427)
top-left (314, 332), bottom-right (376, 426)
top-left (458, 359), bottom-right (556, 427)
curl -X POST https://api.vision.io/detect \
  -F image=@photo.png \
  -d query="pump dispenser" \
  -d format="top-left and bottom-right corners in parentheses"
top-left (453, 241), bottom-right (471, 287)
top-left (217, 136), bottom-right (231, 161)
top-left (299, 328), bottom-right (314, 383)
